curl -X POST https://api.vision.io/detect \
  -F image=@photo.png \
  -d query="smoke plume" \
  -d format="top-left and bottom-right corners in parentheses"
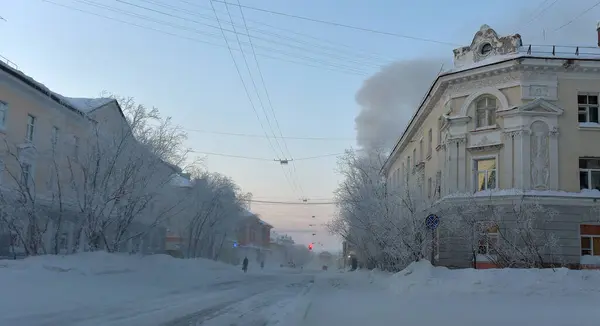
top-left (354, 2), bottom-right (600, 152)
top-left (355, 58), bottom-right (447, 152)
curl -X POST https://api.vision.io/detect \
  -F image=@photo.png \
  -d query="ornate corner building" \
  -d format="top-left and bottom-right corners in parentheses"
top-left (382, 24), bottom-right (600, 269)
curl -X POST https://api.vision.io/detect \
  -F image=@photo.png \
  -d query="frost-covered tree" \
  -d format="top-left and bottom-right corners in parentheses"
top-left (328, 148), bottom-right (448, 271)
top-left (444, 194), bottom-right (563, 269)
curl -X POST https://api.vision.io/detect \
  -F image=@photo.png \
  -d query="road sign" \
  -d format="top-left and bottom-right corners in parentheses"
top-left (425, 214), bottom-right (440, 230)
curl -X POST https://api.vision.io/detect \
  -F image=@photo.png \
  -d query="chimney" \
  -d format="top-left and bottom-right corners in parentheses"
top-left (597, 22), bottom-right (600, 47)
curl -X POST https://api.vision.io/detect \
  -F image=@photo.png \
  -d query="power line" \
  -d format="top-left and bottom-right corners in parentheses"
top-left (138, 0), bottom-right (392, 66)
top-left (243, 199), bottom-right (335, 205)
top-left (182, 128), bottom-right (356, 141)
top-left (230, 0), bottom-right (305, 197)
top-left (553, 0), bottom-right (600, 32)
top-left (515, 0), bottom-right (560, 31)
top-left (211, 0), bottom-right (460, 46)
top-left (116, 0), bottom-right (381, 70)
top-left (208, 0), bottom-right (285, 163)
top-left (190, 150), bottom-right (343, 161)
top-left (41, 0), bottom-right (370, 76)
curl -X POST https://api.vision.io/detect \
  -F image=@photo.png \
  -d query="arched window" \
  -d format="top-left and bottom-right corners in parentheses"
top-left (475, 96), bottom-right (497, 128)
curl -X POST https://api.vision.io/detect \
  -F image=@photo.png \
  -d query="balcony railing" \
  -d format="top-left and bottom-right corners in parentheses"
top-left (519, 44), bottom-right (600, 59)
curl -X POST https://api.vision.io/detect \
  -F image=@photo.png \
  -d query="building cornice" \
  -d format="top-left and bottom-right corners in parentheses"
top-left (382, 55), bottom-right (600, 175)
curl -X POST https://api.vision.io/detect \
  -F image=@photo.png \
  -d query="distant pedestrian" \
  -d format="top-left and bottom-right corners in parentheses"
top-left (242, 256), bottom-right (249, 273)
top-left (260, 261), bottom-right (264, 269)
top-left (351, 257), bottom-right (358, 271)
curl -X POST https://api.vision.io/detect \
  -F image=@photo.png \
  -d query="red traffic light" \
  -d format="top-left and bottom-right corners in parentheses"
top-left (308, 243), bottom-right (313, 250)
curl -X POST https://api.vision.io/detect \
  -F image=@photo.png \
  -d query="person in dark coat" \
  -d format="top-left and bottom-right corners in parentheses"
top-left (242, 257), bottom-right (249, 273)
top-left (351, 256), bottom-right (358, 271)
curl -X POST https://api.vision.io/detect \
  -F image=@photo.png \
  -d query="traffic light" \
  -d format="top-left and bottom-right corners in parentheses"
top-left (308, 243), bottom-right (313, 251)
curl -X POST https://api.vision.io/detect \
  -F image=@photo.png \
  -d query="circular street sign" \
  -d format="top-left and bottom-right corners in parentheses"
top-left (425, 214), bottom-right (440, 230)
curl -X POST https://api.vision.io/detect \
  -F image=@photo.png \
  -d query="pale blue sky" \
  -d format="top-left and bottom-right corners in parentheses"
top-left (1, 0), bottom-right (597, 251)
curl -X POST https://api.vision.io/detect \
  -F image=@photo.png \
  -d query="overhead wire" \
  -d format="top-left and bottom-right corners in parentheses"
top-left (210, 0), bottom-right (460, 46)
top-left (553, 0), bottom-right (600, 32)
top-left (218, 0), bottom-right (301, 196)
top-left (230, 0), bottom-right (306, 197)
top-left (41, 0), bottom-right (370, 76)
top-left (134, 0), bottom-right (392, 67)
top-left (189, 150), bottom-right (343, 161)
top-left (171, 0), bottom-right (394, 63)
top-left (206, 0), bottom-right (284, 165)
top-left (116, 0), bottom-right (383, 70)
top-left (181, 128), bottom-right (356, 141)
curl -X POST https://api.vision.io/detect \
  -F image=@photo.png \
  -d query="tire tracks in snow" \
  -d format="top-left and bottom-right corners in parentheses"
top-left (163, 275), bottom-right (316, 326)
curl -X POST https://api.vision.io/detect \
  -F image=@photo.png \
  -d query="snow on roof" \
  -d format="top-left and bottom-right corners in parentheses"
top-left (0, 57), bottom-right (113, 115)
top-left (169, 173), bottom-right (193, 188)
top-left (61, 97), bottom-right (115, 113)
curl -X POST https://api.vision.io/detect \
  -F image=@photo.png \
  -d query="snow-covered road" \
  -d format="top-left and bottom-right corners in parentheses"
top-left (4, 273), bottom-right (315, 326)
top-left (3, 254), bottom-right (600, 326)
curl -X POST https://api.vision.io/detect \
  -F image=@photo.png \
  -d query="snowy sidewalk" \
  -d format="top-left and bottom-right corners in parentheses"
top-left (300, 262), bottom-right (600, 326)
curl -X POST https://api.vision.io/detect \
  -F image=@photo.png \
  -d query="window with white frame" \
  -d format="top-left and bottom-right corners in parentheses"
top-left (578, 93), bottom-right (599, 124)
top-left (477, 223), bottom-right (499, 255)
top-left (579, 158), bottom-right (600, 190)
top-left (427, 128), bottom-right (432, 158)
top-left (474, 158), bottom-right (497, 191)
top-left (475, 96), bottom-right (497, 128)
top-left (0, 101), bottom-right (7, 129)
top-left (25, 114), bottom-right (35, 142)
top-left (580, 225), bottom-right (600, 257)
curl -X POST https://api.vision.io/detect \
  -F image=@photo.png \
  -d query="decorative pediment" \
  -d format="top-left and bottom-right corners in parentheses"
top-left (452, 25), bottom-right (522, 68)
top-left (498, 98), bottom-right (563, 117)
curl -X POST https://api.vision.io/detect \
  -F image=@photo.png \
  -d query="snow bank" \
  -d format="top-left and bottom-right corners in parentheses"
top-left (386, 260), bottom-right (600, 296)
top-left (0, 252), bottom-right (248, 321)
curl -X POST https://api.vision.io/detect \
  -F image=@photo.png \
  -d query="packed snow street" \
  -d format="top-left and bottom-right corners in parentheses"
top-left (1, 253), bottom-right (600, 326)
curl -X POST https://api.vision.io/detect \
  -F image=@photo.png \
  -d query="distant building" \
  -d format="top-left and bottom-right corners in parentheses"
top-left (235, 210), bottom-right (273, 264)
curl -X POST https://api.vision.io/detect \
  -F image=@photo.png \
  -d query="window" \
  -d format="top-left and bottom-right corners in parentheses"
top-left (579, 158), bottom-right (600, 190)
top-left (437, 116), bottom-right (443, 146)
top-left (475, 97), bottom-right (497, 128)
top-left (474, 158), bottom-right (497, 191)
top-left (406, 156), bottom-right (411, 176)
top-left (419, 139), bottom-right (423, 162)
top-left (427, 177), bottom-right (432, 198)
top-left (580, 225), bottom-right (600, 256)
top-left (25, 114), bottom-right (35, 142)
top-left (412, 148), bottom-right (417, 165)
top-left (21, 162), bottom-right (32, 187)
top-left (427, 128), bottom-right (432, 158)
top-left (480, 43), bottom-right (492, 56)
top-left (73, 136), bottom-right (80, 159)
top-left (0, 101), bottom-right (7, 129)
top-left (435, 171), bottom-right (442, 196)
top-left (477, 223), bottom-right (499, 255)
top-left (578, 93), bottom-right (599, 124)
top-left (51, 126), bottom-right (59, 151)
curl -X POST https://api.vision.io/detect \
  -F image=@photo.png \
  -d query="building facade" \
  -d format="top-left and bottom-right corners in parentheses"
top-left (0, 59), bottom-right (180, 258)
top-left (382, 24), bottom-right (600, 269)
